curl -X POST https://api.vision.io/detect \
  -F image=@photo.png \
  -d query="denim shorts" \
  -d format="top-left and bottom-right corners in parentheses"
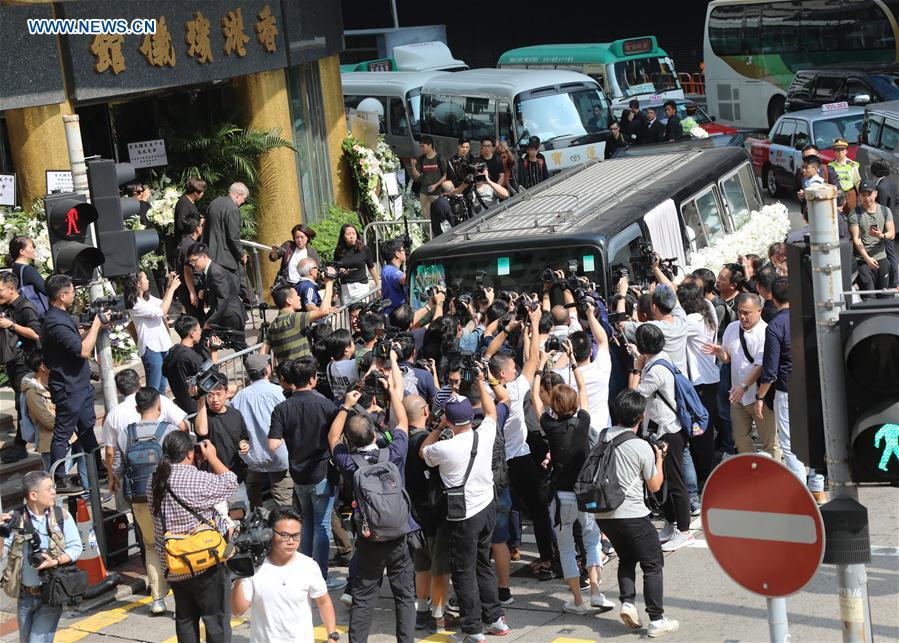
top-left (491, 486), bottom-right (513, 544)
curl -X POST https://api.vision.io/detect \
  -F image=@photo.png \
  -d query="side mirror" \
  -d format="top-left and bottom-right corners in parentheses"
top-left (711, 115), bottom-right (717, 122)
top-left (852, 94), bottom-right (872, 105)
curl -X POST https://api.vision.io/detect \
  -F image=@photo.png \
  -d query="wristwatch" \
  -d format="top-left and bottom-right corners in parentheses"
top-left (741, 383), bottom-right (749, 392)
top-left (754, 394), bottom-right (765, 401)
top-left (328, 633), bottom-right (340, 641)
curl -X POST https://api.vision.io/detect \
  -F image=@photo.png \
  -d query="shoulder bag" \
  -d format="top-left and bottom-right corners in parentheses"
top-left (161, 486), bottom-right (226, 577)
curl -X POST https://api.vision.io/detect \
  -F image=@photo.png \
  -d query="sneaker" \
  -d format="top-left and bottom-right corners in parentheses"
top-left (661, 531), bottom-right (695, 552)
top-left (416, 610), bottom-right (432, 630)
top-left (326, 577), bottom-right (347, 591)
top-left (658, 522), bottom-right (676, 544)
top-left (619, 602), bottom-right (642, 629)
top-left (330, 553), bottom-right (351, 566)
top-left (579, 574), bottom-right (590, 591)
top-left (485, 616), bottom-right (510, 636)
top-left (690, 497), bottom-right (701, 517)
top-left (434, 611), bottom-right (459, 630)
top-left (150, 598), bottom-right (166, 615)
top-left (447, 595), bottom-right (460, 612)
top-left (498, 587), bottom-right (514, 605)
top-left (339, 593), bottom-right (353, 607)
top-left (590, 593), bottom-right (615, 613)
top-left (449, 634), bottom-right (485, 642)
top-left (562, 600), bottom-right (587, 614)
top-left (648, 616), bottom-right (680, 637)
top-left (599, 552), bottom-right (611, 568)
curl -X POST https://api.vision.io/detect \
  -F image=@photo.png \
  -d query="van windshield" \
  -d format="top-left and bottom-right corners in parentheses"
top-left (407, 91), bottom-right (422, 136)
top-left (613, 57), bottom-right (678, 97)
top-left (515, 87), bottom-right (610, 145)
top-left (409, 245), bottom-right (604, 309)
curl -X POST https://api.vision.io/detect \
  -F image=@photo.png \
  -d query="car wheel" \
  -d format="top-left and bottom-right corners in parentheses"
top-left (765, 165), bottom-right (780, 197)
top-left (768, 96), bottom-right (786, 129)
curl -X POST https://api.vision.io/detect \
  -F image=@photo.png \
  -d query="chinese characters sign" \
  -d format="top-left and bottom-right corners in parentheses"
top-left (127, 139), bottom-right (168, 169)
top-left (0, 174), bottom-right (16, 207)
top-left (59, 1), bottom-right (287, 101)
top-left (46, 170), bottom-right (73, 194)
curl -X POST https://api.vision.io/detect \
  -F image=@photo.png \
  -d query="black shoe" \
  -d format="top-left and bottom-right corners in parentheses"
top-left (0, 445), bottom-right (27, 464)
top-left (415, 610), bottom-right (432, 630)
top-left (330, 553), bottom-right (351, 567)
top-left (55, 481), bottom-right (83, 495)
top-left (498, 587), bottom-right (514, 605)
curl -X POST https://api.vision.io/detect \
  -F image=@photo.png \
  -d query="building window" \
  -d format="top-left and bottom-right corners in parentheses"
top-left (287, 63), bottom-right (333, 225)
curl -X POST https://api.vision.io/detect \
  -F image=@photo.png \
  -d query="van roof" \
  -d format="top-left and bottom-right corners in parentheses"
top-left (341, 71), bottom-right (450, 94)
top-left (864, 99), bottom-right (899, 117)
top-left (412, 146), bottom-right (750, 258)
top-left (392, 42), bottom-right (468, 71)
top-left (420, 68), bottom-right (599, 98)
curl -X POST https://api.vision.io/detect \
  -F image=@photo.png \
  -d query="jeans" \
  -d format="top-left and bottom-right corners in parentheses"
top-left (349, 537), bottom-right (416, 643)
top-left (41, 447), bottom-right (89, 491)
top-left (141, 348), bottom-right (168, 395)
top-left (682, 446), bottom-right (699, 499)
top-left (596, 516), bottom-right (665, 620)
top-left (49, 385), bottom-right (99, 481)
top-left (6, 361), bottom-right (29, 447)
top-left (716, 364), bottom-right (735, 454)
top-left (294, 476), bottom-right (335, 578)
top-left (17, 593), bottom-right (62, 643)
top-left (448, 502), bottom-right (502, 635)
top-left (170, 564), bottom-right (231, 642)
top-left (774, 391), bottom-right (807, 482)
top-left (554, 491), bottom-right (602, 580)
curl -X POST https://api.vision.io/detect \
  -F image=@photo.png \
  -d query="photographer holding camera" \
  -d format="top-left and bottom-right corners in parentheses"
top-left (0, 471), bottom-right (83, 642)
top-left (162, 315), bottom-right (220, 414)
top-left (231, 507), bottom-right (338, 643)
top-left (264, 278), bottom-right (334, 367)
top-left (124, 270), bottom-right (181, 395)
top-left (429, 181), bottom-right (455, 238)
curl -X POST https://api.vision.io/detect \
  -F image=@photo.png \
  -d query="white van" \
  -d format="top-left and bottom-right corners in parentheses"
top-left (419, 69), bottom-right (613, 172)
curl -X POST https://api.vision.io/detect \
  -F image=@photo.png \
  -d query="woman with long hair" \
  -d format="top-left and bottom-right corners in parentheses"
top-left (268, 223), bottom-right (321, 286)
top-left (532, 341), bottom-right (614, 614)
top-left (124, 270), bottom-right (181, 394)
top-left (6, 236), bottom-right (48, 315)
top-left (333, 224), bottom-right (379, 302)
top-left (496, 139), bottom-right (519, 194)
top-left (677, 282), bottom-right (720, 491)
top-left (419, 314), bottom-right (460, 367)
top-left (150, 431), bottom-right (237, 640)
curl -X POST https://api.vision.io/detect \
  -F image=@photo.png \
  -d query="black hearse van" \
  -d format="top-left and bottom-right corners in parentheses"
top-left (406, 146), bottom-right (762, 307)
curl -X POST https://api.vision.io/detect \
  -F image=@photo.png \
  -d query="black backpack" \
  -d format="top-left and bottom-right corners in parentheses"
top-left (574, 428), bottom-right (639, 513)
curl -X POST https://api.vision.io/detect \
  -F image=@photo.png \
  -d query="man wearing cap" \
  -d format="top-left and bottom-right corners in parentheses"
top-left (829, 138), bottom-right (861, 214)
top-left (420, 375), bottom-right (510, 640)
top-left (849, 181), bottom-right (897, 295)
top-left (229, 353), bottom-right (293, 509)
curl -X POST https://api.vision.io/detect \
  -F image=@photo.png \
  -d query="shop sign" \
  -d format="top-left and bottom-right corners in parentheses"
top-left (127, 139), bottom-right (168, 169)
top-left (0, 4), bottom-right (66, 111)
top-left (0, 174), bottom-right (16, 207)
top-left (46, 170), bottom-right (74, 194)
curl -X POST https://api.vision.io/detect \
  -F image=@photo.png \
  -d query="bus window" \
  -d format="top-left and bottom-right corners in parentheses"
top-left (388, 98), bottom-right (409, 137)
top-left (422, 93), bottom-right (466, 139)
top-left (708, 4), bottom-right (743, 57)
top-left (465, 97), bottom-right (496, 141)
top-left (498, 101), bottom-right (514, 144)
top-left (407, 92), bottom-right (423, 136)
top-left (720, 163), bottom-right (758, 231)
top-left (682, 188), bottom-right (725, 251)
top-left (515, 87), bottom-right (608, 145)
top-left (613, 57), bottom-right (678, 96)
top-left (345, 95), bottom-right (387, 134)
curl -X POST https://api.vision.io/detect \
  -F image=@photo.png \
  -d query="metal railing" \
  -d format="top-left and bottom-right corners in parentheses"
top-left (214, 342), bottom-right (265, 394)
top-left (363, 218), bottom-right (432, 264)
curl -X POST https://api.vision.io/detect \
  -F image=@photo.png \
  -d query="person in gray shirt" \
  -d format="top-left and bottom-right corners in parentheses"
top-left (595, 390), bottom-right (678, 637)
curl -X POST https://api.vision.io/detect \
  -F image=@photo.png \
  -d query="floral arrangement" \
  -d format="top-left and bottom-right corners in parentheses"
top-left (124, 216), bottom-right (167, 274)
top-left (0, 201), bottom-right (53, 274)
top-left (342, 135), bottom-right (400, 222)
top-left (689, 126), bottom-right (710, 139)
top-left (109, 324), bottom-right (138, 365)
top-left (146, 174), bottom-right (179, 235)
top-left (685, 202), bottom-right (791, 273)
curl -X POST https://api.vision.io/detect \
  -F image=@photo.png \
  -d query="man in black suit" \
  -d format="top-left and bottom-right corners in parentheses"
top-left (663, 101), bottom-right (684, 142)
top-left (186, 242), bottom-right (248, 351)
top-left (203, 182), bottom-right (255, 304)
top-left (643, 107), bottom-right (665, 144)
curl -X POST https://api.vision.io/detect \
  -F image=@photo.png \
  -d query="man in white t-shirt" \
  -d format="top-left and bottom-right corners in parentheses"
top-left (102, 369), bottom-right (188, 494)
top-left (421, 383), bottom-right (510, 640)
top-left (485, 306), bottom-right (555, 576)
top-left (231, 507), bottom-right (338, 643)
top-left (703, 292), bottom-right (778, 459)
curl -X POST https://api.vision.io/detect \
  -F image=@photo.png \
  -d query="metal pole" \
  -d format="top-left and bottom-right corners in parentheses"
top-left (389, 0), bottom-right (399, 28)
top-left (805, 184), bottom-right (873, 643)
top-left (62, 114), bottom-right (118, 415)
top-left (766, 597), bottom-right (790, 642)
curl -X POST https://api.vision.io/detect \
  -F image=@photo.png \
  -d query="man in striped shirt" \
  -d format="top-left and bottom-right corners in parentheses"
top-left (265, 279), bottom-right (334, 365)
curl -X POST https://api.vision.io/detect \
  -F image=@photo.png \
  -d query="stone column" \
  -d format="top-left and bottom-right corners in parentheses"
top-left (6, 101), bottom-right (72, 210)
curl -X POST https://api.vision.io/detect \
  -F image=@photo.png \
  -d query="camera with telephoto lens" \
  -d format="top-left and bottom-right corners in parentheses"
top-left (545, 335), bottom-right (564, 353)
top-left (362, 299), bottom-right (392, 316)
top-left (457, 293), bottom-right (472, 307)
top-left (187, 360), bottom-right (221, 398)
top-left (473, 271), bottom-right (488, 303)
top-left (224, 507), bottom-right (273, 577)
top-left (79, 295), bottom-right (127, 326)
top-left (372, 338), bottom-right (401, 361)
top-left (541, 268), bottom-right (559, 285)
top-left (0, 513), bottom-right (45, 567)
top-left (611, 265), bottom-right (630, 283)
top-left (202, 325), bottom-right (245, 351)
top-left (448, 194), bottom-right (471, 226)
top-left (515, 298), bottom-right (540, 321)
top-left (318, 263), bottom-right (340, 285)
top-left (633, 243), bottom-right (679, 284)
top-left (463, 161), bottom-right (487, 184)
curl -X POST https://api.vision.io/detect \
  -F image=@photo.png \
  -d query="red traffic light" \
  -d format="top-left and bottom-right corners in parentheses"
top-left (46, 198), bottom-right (98, 242)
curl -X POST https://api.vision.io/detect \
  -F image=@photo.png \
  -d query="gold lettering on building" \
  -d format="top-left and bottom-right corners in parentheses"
top-left (139, 16), bottom-right (176, 67)
top-left (185, 11), bottom-right (214, 64)
top-left (90, 34), bottom-right (126, 74)
top-left (255, 4), bottom-right (278, 53)
top-left (221, 7), bottom-right (250, 57)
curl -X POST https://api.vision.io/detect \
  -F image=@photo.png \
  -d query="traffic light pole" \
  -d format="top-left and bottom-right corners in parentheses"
top-left (806, 184), bottom-right (873, 643)
top-left (62, 114), bottom-right (119, 416)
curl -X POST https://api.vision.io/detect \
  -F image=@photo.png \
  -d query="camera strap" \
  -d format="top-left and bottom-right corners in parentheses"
top-left (738, 328), bottom-right (754, 365)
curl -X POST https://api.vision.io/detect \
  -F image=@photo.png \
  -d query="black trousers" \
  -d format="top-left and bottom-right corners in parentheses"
top-left (692, 384), bottom-right (720, 491)
top-left (507, 454), bottom-right (554, 562)
top-left (596, 516), bottom-right (664, 620)
top-left (349, 536), bottom-right (415, 643)
top-left (49, 385), bottom-right (99, 481)
top-left (170, 564), bottom-right (232, 643)
top-left (449, 502), bottom-right (502, 635)
top-left (856, 259), bottom-right (892, 296)
top-left (4, 360), bottom-right (29, 447)
top-left (659, 431), bottom-right (691, 532)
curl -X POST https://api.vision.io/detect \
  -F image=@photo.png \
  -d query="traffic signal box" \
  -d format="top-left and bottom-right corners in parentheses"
top-left (43, 192), bottom-right (104, 284)
top-left (86, 159), bottom-right (158, 278)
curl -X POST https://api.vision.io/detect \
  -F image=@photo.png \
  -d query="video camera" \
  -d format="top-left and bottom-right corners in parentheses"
top-left (362, 299), bottom-right (392, 316)
top-left (0, 513), bottom-right (46, 567)
top-left (203, 324), bottom-right (246, 351)
top-left (78, 295), bottom-right (127, 326)
top-left (187, 359), bottom-right (221, 398)
top-left (224, 506), bottom-right (272, 577)
top-left (632, 242), bottom-right (679, 284)
top-left (464, 161), bottom-right (487, 184)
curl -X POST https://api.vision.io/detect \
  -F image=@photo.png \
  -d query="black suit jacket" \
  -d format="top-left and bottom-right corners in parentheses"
top-left (644, 119), bottom-right (665, 144)
top-left (203, 196), bottom-right (243, 270)
top-left (201, 262), bottom-right (246, 329)
top-left (664, 115), bottom-right (683, 142)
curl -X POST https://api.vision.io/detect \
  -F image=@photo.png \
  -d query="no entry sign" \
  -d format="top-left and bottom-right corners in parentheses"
top-left (701, 454), bottom-right (825, 597)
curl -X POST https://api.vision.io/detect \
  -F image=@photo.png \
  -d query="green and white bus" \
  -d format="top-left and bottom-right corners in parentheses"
top-left (497, 37), bottom-right (683, 112)
top-left (704, 0), bottom-right (899, 129)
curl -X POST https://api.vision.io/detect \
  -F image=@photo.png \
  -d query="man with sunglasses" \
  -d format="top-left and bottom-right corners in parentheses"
top-left (231, 506), bottom-right (339, 642)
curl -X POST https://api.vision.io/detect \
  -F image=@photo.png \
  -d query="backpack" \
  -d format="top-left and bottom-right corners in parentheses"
top-left (123, 421), bottom-right (168, 502)
top-left (13, 264), bottom-right (48, 319)
top-left (473, 410), bottom-right (508, 492)
top-left (574, 428), bottom-right (639, 513)
top-left (648, 359), bottom-right (710, 438)
top-left (18, 392), bottom-right (36, 445)
top-left (350, 449), bottom-right (411, 542)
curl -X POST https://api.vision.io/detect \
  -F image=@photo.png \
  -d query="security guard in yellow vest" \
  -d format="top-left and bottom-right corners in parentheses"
top-left (829, 138), bottom-right (861, 214)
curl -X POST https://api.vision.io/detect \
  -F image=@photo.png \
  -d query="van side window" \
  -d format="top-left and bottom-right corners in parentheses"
top-left (388, 98), bottom-right (409, 137)
top-left (465, 97), bottom-right (496, 141)
top-left (682, 188), bottom-right (725, 252)
top-left (720, 164), bottom-right (759, 230)
top-left (607, 225), bottom-right (644, 278)
top-left (498, 101), bottom-right (514, 144)
top-left (880, 118), bottom-right (899, 152)
top-left (344, 95), bottom-right (387, 134)
top-left (864, 114), bottom-right (883, 147)
top-left (812, 75), bottom-right (844, 101)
